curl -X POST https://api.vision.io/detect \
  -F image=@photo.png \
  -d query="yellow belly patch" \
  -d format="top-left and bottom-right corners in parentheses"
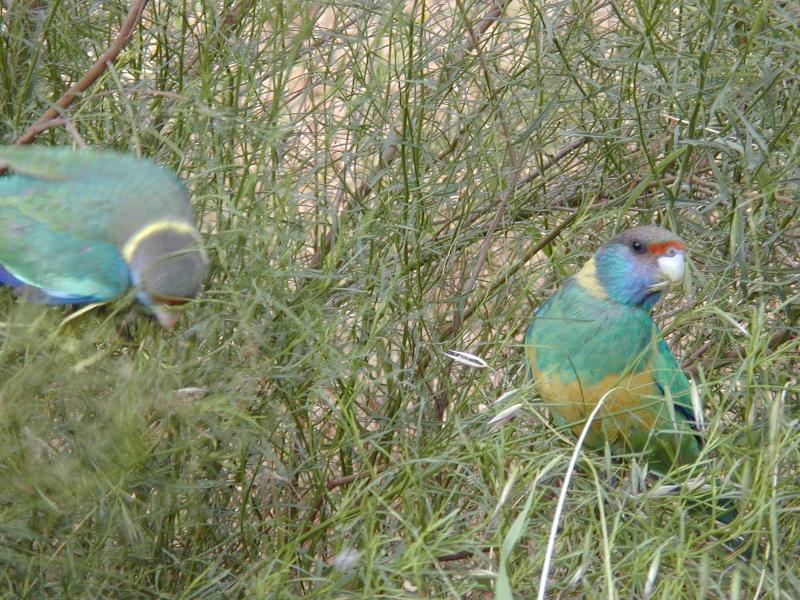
top-left (527, 346), bottom-right (662, 449)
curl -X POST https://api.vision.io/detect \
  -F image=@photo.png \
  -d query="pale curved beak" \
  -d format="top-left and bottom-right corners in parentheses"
top-left (649, 252), bottom-right (685, 292)
top-left (152, 305), bottom-right (181, 329)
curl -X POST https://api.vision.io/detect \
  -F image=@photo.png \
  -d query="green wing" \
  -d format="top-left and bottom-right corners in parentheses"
top-left (650, 334), bottom-right (701, 465)
top-left (0, 200), bottom-right (130, 303)
top-left (652, 336), bottom-right (692, 409)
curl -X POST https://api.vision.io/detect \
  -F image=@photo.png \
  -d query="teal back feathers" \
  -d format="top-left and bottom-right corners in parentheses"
top-left (0, 146), bottom-right (208, 327)
top-left (525, 226), bottom-right (698, 472)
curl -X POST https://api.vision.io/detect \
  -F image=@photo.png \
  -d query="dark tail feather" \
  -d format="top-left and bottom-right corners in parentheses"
top-left (688, 481), bottom-right (738, 524)
top-left (715, 497), bottom-right (738, 525)
top-left (690, 487), bottom-right (764, 558)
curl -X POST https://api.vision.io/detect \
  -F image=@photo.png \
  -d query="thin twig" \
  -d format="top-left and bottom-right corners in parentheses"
top-left (517, 137), bottom-right (588, 188)
top-left (15, 0), bottom-right (150, 146)
top-left (439, 209), bottom-right (580, 342)
top-left (326, 468), bottom-right (384, 490)
top-left (452, 0), bottom-right (522, 336)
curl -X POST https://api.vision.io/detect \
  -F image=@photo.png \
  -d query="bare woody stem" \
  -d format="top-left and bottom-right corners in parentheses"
top-left (15, 0), bottom-right (150, 146)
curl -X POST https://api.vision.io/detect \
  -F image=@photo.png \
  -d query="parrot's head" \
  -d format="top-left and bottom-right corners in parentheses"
top-left (124, 222), bottom-right (209, 328)
top-left (593, 225), bottom-right (686, 309)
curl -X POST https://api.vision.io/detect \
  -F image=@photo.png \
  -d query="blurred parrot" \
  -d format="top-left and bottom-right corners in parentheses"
top-left (525, 225), bottom-right (698, 472)
top-left (0, 146), bottom-right (208, 328)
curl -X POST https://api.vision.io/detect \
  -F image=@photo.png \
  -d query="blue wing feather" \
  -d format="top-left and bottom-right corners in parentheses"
top-left (0, 203), bottom-right (131, 304)
top-left (0, 264), bottom-right (26, 288)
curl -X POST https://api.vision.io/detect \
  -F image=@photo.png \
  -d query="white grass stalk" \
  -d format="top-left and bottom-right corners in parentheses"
top-left (537, 388), bottom-right (612, 600)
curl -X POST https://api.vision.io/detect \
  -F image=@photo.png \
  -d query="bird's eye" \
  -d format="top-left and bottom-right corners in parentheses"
top-left (631, 240), bottom-right (644, 253)
top-left (665, 247), bottom-right (678, 257)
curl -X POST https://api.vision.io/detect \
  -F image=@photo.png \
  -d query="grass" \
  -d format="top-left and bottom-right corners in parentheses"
top-left (0, 0), bottom-right (798, 597)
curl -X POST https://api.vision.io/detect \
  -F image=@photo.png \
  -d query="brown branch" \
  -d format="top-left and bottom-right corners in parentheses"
top-left (684, 327), bottom-right (797, 377)
top-left (326, 467), bottom-right (386, 490)
top-left (517, 137), bottom-right (588, 188)
top-left (299, 465), bottom-right (388, 534)
top-left (15, 0), bottom-right (150, 146)
top-left (431, 0), bottom-right (521, 161)
top-left (681, 338), bottom-right (714, 370)
top-left (12, 117), bottom-right (86, 146)
top-left (62, 119), bottom-right (88, 147)
top-left (183, 0), bottom-right (258, 75)
top-left (430, 208), bottom-right (579, 417)
top-left (430, 138), bottom-right (588, 240)
top-left (435, 550), bottom-right (475, 562)
top-left (473, 0), bottom-right (507, 39)
top-left (448, 139), bottom-right (586, 334)
top-left (432, 0), bottom-right (524, 419)
top-left (435, 546), bottom-right (494, 563)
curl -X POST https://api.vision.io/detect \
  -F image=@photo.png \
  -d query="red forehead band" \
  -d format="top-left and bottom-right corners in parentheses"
top-left (648, 240), bottom-right (685, 255)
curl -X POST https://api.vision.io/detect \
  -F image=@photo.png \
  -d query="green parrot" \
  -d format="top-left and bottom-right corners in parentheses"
top-left (525, 225), bottom-right (698, 472)
top-left (0, 146), bottom-right (208, 328)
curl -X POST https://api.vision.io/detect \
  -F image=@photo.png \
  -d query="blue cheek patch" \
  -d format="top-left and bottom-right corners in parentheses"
top-left (595, 247), bottom-right (660, 307)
